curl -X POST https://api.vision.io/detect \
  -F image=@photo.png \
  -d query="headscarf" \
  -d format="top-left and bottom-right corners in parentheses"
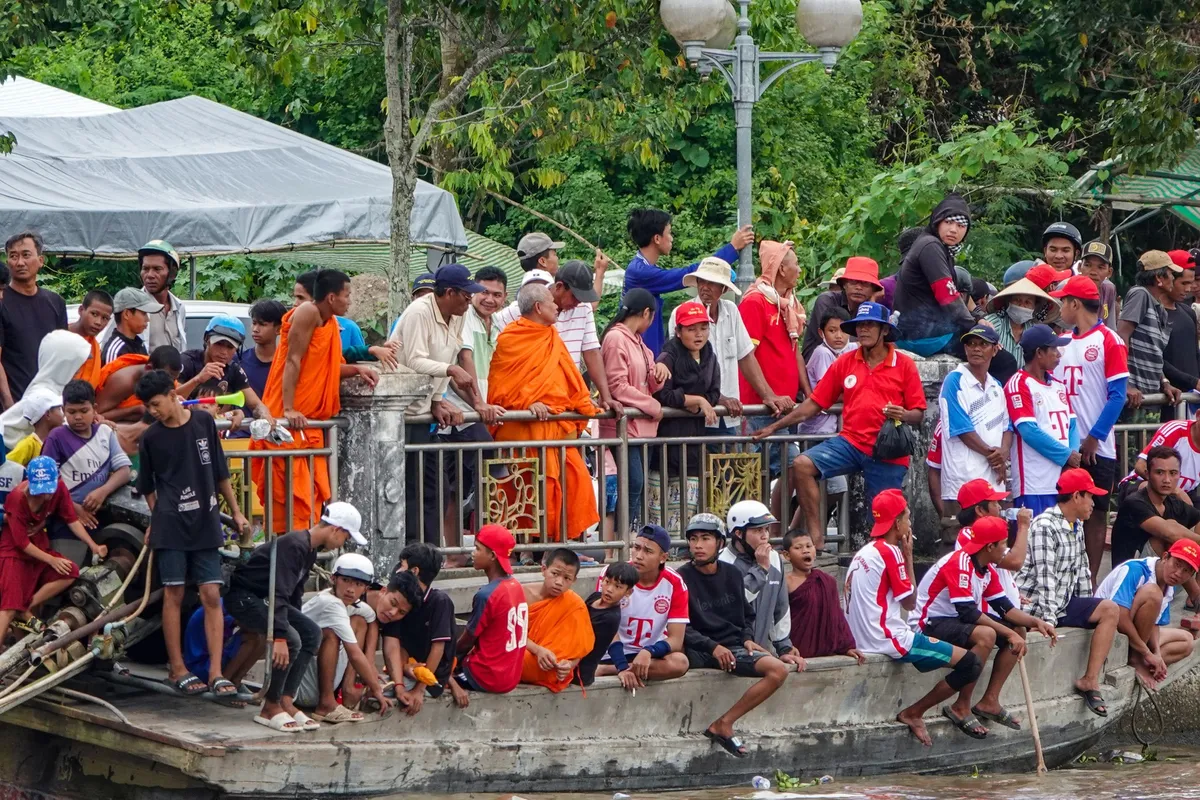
top-left (1, 330), bottom-right (91, 449)
top-left (747, 240), bottom-right (802, 342)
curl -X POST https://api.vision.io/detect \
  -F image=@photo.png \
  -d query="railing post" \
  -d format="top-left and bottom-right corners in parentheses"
top-left (617, 413), bottom-right (630, 550)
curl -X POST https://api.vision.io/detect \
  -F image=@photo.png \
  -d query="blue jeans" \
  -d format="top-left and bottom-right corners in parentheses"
top-left (802, 434), bottom-right (907, 505)
top-left (627, 447), bottom-right (645, 524)
top-left (745, 416), bottom-right (799, 479)
top-left (895, 334), bottom-right (954, 357)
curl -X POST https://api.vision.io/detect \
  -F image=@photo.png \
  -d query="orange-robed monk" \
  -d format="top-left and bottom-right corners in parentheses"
top-left (521, 548), bottom-right (594, 692)
top-left (487, 283), bottom-right (601, 541)
top-left (252, 270), bottom-right (377, 532)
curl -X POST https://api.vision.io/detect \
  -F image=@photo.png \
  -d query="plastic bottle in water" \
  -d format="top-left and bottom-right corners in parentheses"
top-left (612, 794), bottom-right (631, 800)
top-left (818, 775), bottom-right (834, 784)
top-left (751, 776), bottom-right (771, 790)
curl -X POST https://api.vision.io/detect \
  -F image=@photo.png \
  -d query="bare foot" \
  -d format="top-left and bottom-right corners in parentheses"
top-left (897, 709), bottom-right (932, 747)
top-left (1132, 660), bottom-right (1160, 692)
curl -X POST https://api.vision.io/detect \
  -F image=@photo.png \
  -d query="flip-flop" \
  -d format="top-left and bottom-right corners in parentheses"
top-left (166, 673), bottom-right (208, 696)
top-left (290, 711), bottom-right (321, 731)
top-left (253, 712), bottom-right (301, 733)
top-left (972, 704), bottom-right (1022, 730)
top-left (942, 706), bottom-right (988, 739)
top-left (1075, 687), bottom-right (1108, 717)
top-left (703, 728), bottom-right (748, 758)
top-left (313, 705), bottom-right (365, 724)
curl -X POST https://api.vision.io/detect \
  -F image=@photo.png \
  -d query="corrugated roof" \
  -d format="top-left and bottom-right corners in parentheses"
top-left (0, 76), bottom-right (118, 117)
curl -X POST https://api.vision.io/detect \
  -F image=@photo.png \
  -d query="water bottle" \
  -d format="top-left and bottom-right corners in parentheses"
top-left (751, 776), bottom-right (771, 790)
top-left (818, 775), bottom-right (834, 784)
top-left (613, 794), bottom-right (631, 800)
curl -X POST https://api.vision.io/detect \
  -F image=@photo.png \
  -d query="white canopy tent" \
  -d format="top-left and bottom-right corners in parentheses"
top-left (0, 79), bottom-right (467, 259)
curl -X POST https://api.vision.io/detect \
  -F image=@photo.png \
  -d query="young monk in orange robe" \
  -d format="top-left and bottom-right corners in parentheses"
top-left (521, 548), bottom-right (594, 692)
top-left (487, 285), bottom-right (601, 541)
top-left (252, 270), bottom-right (377, 532)
top-left (95, 347), bottom-right (183, 422)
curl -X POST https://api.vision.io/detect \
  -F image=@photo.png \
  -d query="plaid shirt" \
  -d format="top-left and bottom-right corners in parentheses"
top-left (1015, 505), bottom-right (1092, 624)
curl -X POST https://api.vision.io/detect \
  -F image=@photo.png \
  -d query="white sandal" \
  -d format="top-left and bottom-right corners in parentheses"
top-left (291, 711), bottom-right (321, 731)
top-left (253, 712), bottom-right (301, 733)
top-left (313, 704), bottom-right (364, 724)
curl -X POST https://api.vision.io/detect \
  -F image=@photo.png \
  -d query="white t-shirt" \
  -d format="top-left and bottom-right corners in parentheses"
top-left (939, 364), bottom-right (1011, 499)
top-left (1006, 369), bottom-right (1075, 497)
top-left (296, 590), bottom-right (377, 701)
top-left (1095, 557), bottom-right (1172, 625)
top-left (493, 301), bottom-right (600, 368)
top-left (668, 298), bottom-right (755, 427)
top-left (845, 539), bottom-right (914, 659)
top-left (1058, 323), bottom-right (1128, 460)
top-left (597, 565), bottom-right (690, 657)
top-left (911, 547), bottom-right (1006, 630)
top-left (1131, 420), bottom-right (1200, 493)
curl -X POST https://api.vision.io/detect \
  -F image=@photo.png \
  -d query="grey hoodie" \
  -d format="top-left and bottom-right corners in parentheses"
top-left (718, 542), bottom-right (791, 655)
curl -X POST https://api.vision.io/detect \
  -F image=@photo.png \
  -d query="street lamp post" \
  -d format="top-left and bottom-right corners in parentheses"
top-left (660, 0), bottom-right (863, 293)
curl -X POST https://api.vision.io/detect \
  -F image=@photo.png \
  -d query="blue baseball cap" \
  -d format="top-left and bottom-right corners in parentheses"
top-left (636, 524), bottom-right (672, 555)
top-left (434, 264), bottom-right (483, 294)
top-left (1019, 323), bottom-right (1070, 351)
top-left (960, 324), bottom-right (1000, 345)
top-left (412, 272), bottom-right (436, 294)
top-left (205, 314), bottom-right (246, 347)
top-left (26, 456), bottom-right (59, 496)
top-left (840, 300), bottom-right (897, 341)
top-left (1003, 260), bottom-right (1037, 287)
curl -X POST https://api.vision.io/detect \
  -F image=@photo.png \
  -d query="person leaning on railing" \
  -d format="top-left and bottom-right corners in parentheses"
top-left (752, 302), bottom-right (925, 551)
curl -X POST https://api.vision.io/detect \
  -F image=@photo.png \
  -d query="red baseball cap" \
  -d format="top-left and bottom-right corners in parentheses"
top-left (1025, 263), bottom-right (1072, 291)
top-left (958, 516), bottom-right (1009, 555)
top-left (476, 524), bottom-right (516, 574)
top-left (870, 488), bottom-right (908, 537)
top-left (1049, 273), bottom-right (1101, 302)
top-left (956, 478), bottom-right (1009, 510)
top-left (1168, 539), bottom-right (1200, 572)
top-left (1056, 467), bottom-right (1108, 496)
top-left (1168, 249), bottom-right (1197, 270)
top-left (673, 301), bottom-right (713, 329)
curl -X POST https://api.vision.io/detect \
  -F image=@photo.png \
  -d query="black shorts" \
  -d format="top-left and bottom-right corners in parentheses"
top-left (684, 646), bottom-right (767, 678)
top-left (1084, 456), bottom-right (1117, 513)
top-left (920, 617), bottom-right (977, 649)
top-left (156, 548), bottom-right (223, 587)
top-left (1056, 595), bottom-right (1104, 629)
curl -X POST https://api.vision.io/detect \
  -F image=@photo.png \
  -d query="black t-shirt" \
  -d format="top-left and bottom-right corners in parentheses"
top-left (136, 411), bottom-right (230, 551)
top-left (678, 561), bottom-right (755, 652)
top-left (1111, 485), bottom-right (1200, 566)
top-left (1163, 303), bottom-right (1200, 392)
top-left (179, 349), bottom-right (250, 400)
top-left (102, 328), bottom-right (148, 365)
top-left (0, 287), bottom-right (67, 399)
top-left (381, 586), bottom-right (456, 688)
top-left (579, 591), bottom-right (621, 687)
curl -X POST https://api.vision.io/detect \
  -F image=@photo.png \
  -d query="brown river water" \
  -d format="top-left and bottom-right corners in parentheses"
top-left (402, 743), bottom-right (1200, 800)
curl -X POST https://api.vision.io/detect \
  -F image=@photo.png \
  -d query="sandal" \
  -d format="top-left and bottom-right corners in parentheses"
top-left (166, 673), bottom-right (208, 696)
top-left (942, 706), bottom-right (988, 739)
top-left (1075, 687), bottom-right (1108, 717)
top-left (313, 704), bottom-right (365, 724)
top-left (291, 711), bottom-right (321, 731)
top-left (253, 712), bottom-right (301, 733)
top-left (972, 704), bottom-right (1022, 731)
top-left (703, 728), bottom-right (748, 758)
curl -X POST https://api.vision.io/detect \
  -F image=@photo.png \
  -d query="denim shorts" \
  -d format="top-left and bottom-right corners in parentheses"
top-left (156, 548), bottom-right (224, 587)
top-left (605, 475), bottom-right (618, 515)
top-left (802, 434), bottom-right (907, 504)
top-left (745, 416), bottom-right (799, 478)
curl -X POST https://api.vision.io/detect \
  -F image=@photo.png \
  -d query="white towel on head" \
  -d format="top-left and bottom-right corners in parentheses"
top-left (1, 330), bottom-right (90, 450)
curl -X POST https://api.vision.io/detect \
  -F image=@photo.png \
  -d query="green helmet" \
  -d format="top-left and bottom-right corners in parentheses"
top-left (138, 239), bottom-right (180, 271)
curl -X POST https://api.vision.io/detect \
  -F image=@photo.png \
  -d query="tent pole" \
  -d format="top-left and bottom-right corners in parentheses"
top-left (189, 255), bottom-right (197, 300)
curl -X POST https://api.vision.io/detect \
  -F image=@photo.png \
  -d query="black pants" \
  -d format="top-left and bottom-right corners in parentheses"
top-left (405, 422), bottom-right (455, 545)
top-left (225, 588), bottom-right (321, 703)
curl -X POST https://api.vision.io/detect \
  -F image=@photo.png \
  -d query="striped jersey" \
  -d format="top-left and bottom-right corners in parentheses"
top-left (1006, 369), bottom-right (1074, 496)
top-left (910, 546), bottom-right (1006, 630)
top-left (846, 539), bottom-right (914, 658)
top-left (1057, 323), bottom-right (1128, 460)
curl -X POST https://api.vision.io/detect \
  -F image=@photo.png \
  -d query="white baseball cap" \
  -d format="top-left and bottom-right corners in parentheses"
top-left (332, 552), bottom-right (375, 583)
top-left (321, 501), bottom-right (367, 546)
top-left (521, 269), bottom-right (554, 287)
top-left (21, 387), bottom-right (62, 425)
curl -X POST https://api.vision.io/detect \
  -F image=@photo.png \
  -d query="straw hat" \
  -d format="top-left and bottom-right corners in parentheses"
top-left (683, 257), bottom-right (740, 295)
top-left (984, 277), bottom-right (1059, 315)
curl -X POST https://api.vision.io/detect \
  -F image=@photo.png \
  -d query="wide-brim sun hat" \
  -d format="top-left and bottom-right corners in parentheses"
top-left (984, 277), bottom-right (1059, 315)
top-left (839, 300), bottom-right (897, 341)
top-left (683, 257), bottom-right (740, 296)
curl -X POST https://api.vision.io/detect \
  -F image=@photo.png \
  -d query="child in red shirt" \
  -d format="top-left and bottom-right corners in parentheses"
top-left (0, 456), bottom-right (107, 639)
top-left (450, 524), bottom-right (528, 705)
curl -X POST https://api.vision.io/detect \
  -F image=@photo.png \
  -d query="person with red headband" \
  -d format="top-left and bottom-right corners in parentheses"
top-left (1095, 537), bottom-right (1200, 689)
top-left (1015, 468), bottom-right (1120, 717)
top-left (845, 489), bottom-right (981, 746)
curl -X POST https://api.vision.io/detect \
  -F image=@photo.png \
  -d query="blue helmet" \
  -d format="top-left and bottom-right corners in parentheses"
top-left (205, 314), bottom-right (246, 347)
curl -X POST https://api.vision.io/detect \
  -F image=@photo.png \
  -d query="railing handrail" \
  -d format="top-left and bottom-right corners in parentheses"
top-left (212, 416), bottom-right (349, 432)
top-left (406, 402), bottom-right (844, 426)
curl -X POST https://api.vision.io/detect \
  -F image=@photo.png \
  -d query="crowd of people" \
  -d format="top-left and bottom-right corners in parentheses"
top-left (0, 196), bottom-right (1198, 752)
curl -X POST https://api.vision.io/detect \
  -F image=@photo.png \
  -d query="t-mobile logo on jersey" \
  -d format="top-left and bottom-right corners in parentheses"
top-left (624, 616), bottom-right (657, 647)
top-left (1062, 365), bottom-right (1084, 397)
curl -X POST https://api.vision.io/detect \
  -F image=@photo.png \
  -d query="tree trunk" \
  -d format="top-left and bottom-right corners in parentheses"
top-left (383, 0), bottom-right (414, 323)
top-left (431, 28), bottom-right (465, 182)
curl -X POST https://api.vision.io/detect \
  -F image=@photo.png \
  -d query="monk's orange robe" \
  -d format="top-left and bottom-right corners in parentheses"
top-left (95, 353), bottom-right (149, 409)
top-left (252, 308), bottom-right (343, 532)
top-left (520, 591), bottom-right (595, 692)
top-left (73, 336), bottom-right (102, 387)
top-left (487, 317), bottom-right (601, 541)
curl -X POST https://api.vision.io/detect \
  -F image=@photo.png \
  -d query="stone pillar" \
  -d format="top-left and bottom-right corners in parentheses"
top-left (339, 371), bottom-right (432, 576)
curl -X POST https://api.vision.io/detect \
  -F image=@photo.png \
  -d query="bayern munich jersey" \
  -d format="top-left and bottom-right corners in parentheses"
top-left (845, 539), bottom-right (914, 658)
top-left (598, 565), bottom-right (689, 656)
top-left (1130, 421), bottom-right (1200, 493)
top-left (1006, 369), bottom-right (1075, 496)
top-left (954, 526), bottom-right (1019, 619)
top-left (926, 420), bottom-right (943, 468)
top-left (911, 547), bottom-right (1006, 630)
top-left (1057, 323), bottom-right (1128, 460)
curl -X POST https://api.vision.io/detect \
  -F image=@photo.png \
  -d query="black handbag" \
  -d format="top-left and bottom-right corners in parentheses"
top-left (873, 418), bottom-right (918, 461)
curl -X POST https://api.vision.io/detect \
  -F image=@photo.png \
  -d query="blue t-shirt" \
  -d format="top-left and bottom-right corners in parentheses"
top-left (182, 602), bottom-right (243, 678)
top-left (233, 348), bottom-right (274, 440)
top-left (1095, 557), bottom-right (1172, 626)
top-left (338, 317), bottom-right (366, 351)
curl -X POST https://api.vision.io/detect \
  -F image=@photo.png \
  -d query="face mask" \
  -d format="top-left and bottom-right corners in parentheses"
top-left (1006, 305), bottom-right (1034, 324)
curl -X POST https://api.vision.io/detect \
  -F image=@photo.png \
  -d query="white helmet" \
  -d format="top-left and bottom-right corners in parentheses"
top-left (332, 552), bottom-right (375, 584)
top-left (726, 500), bottom-right (777, 537)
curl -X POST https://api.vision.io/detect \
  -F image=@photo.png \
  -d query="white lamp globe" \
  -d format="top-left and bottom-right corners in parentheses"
top-left (795, 0), bottom-right (863, 49)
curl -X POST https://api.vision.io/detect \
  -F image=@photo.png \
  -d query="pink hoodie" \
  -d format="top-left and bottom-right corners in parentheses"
top-left (599, 322), bottom-right (663, 441)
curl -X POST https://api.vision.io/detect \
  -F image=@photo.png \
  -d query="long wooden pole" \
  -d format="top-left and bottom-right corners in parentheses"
top-left (1018, 657), bottom-right (1047, 775)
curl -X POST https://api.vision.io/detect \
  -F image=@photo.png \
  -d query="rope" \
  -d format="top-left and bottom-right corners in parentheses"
top-left (1130, 679), bottom-right (1164, 747)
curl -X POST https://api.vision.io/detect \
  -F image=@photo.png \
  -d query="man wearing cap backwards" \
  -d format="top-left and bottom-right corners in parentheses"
top-left (1077, 240), bottom-right (1118, 329)
top-left (0, 231), bottom-right (68, 407)
top-left (1052, 273), bottom-right (1129, 581)
top-left (1095, 537), bottom-right (1200, 690)
top-left (679, 513), bottom-right (796, 758)
top-left (101, 288), bottom-right (162, 365)
top-left (1118, 250), bottom-right (1183, 410)
top-left (228, 501), bottom-right (386, 731)
top-left (594, 525), bottom-right (691, 690)
top-left (1160, 250), bottom-right (1200, 420)
top-left (488, 284), bottom-right (602, 544)
top-left (845, 490), bottom-right (984, 747)
top-left (669, 257), bottom-right (792, 431)
top-left (753, 301), bottom-right (926, 550)
top-left (802, 256), bottom-right (885, 360)
top-left (254, 270), bottom-right (379, 534)
top-left (293, 553), bottom-right (420, 724)
top-left (137, 240), bottom-right (187, 352)
top-left (1005, 324), bottom-right (1081, 516)
top-left (937, 325), bottom-right (1012, 515)
top-left (1015, 468), bottom-right (1120, 716)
